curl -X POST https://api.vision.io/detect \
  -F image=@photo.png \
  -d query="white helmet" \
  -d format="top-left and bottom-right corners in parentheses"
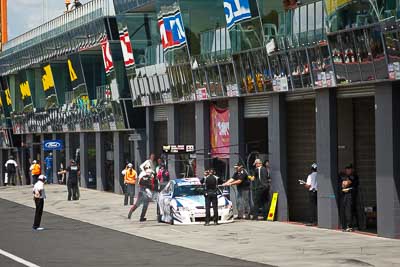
top-left (38, 175), bottom-right (46, 181)
top-left (311, 163), bottom-right (317, 170)
top-left (127, 163), bottom-right (133, 168)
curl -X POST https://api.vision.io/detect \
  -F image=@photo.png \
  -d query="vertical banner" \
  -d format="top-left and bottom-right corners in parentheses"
top-left (210, 105), bottom-right (230, 158)
top-left (41, 64), bottom-right (59, 109)
top-left (18, 71), bottom-right (34, 112)
top-left (158, 7), bottom-right (187, 52)
top-left (119, 26), bottom-right (135, 74)
top-left (223, 0), bottom-right (252, 29)
top-left (101, 36), bottom-right (120, 101)
top-left (0, 78), bottom-right (11, 118)
top-left (100, 35), bottom-right (125, 130)
top-left (67, 53), bottom-right (89, 101)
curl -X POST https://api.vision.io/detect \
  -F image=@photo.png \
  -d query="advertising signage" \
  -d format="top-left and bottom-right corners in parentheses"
top-left (224, 0), bottom-right (252, 29)
top-left (163, 144), bottom-right (195, 154)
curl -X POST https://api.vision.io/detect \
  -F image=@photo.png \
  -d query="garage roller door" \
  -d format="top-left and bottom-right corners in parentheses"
top-left (153, 106), bottom-right (167, 121)
top-left (244, 95), bottom-right (271, 118)
top-left (287, 99), bottom-right (316, 222)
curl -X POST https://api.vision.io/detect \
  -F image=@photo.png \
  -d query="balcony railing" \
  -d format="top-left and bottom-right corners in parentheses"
top-left (2, 0), bottom-right (115, 55)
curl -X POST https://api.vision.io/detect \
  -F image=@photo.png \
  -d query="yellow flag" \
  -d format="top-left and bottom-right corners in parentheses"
top-left (19, 81), bottom-right (31, 100)
top-left (5, 89), bottom-right (11, 105)
top-left (42, 65), bottom-right (55, 91)
top-left (68, 59), bottom-right (78, 82)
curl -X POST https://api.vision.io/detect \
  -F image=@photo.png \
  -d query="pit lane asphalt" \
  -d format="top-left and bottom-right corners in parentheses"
top-left (0, 199), bottom-right (272, 267)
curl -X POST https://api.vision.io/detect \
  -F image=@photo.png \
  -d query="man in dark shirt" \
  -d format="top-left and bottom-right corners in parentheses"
top-left (61, 160), bottom-right (80, 201)
top-left (251, 159), bottom-right (271, 220)
top-left (202, 169), bottom-right (221, 226)
top-left (223, 162), bottom-right (251, 219)
top-left (340, 164), bottom-right (355, 231)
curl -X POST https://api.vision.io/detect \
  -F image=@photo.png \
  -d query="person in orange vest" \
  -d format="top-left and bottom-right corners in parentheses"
top-left (30, 160), bottom-right (41, 185)
top-left (121, 163), bottom-right (137, 206)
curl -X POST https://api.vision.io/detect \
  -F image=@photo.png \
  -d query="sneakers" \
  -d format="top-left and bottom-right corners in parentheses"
top-left (345, 227), bottom-right (354, 232)
top-left (139, 218), bottom-right (147, 222)
top-left (204, 222), bottom-right (210, 226)
top-left (33, 227), bottom-right (44, 231)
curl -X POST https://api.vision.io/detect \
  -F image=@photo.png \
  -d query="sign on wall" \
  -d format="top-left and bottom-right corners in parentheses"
top-left (210, 105), bottom-right (230, 158)
top-left (224, 0), bottom-right (252, 29)
top-left (43, 139), bottom-right (64, 151)
top-left (158, 8), bottom-right (187, 52)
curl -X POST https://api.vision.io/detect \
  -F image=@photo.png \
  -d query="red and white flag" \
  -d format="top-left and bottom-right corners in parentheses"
top-left (119, 27), bottom-right (135, 68)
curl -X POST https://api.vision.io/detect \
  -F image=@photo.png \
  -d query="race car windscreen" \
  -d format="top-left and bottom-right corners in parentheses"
top-left (173, 184), bottom-right (204, 197)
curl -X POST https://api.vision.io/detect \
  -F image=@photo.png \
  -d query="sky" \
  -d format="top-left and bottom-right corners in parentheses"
top-left (8, 0), bottom-right (91, 40)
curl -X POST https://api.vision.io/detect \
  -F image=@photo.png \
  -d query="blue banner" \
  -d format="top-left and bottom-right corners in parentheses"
top-left (158, 10), bottom-right (187, 52)
top-left (224, 0), bottom-right (252, 29)
top-left (43, 140), bottom-right (64, 151)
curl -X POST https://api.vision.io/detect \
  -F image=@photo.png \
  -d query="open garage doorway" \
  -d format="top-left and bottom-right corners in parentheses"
top-left (287, 99), bottom-right (316, 223)
top-left (337, 96), bottom-right (376, 233)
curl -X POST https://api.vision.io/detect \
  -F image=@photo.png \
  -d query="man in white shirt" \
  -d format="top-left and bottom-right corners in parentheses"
top-left (304, 163), bottom-right (318, 226)
top-left (140, 153), bottom-right (155, 172)
top-left (32, 175), bottom-right (46, 231)
top-left (4, 155), bottom-right (18, 186)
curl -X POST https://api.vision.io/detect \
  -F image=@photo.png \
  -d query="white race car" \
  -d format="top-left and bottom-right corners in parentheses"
top-left (157, 178), bottom-right (234, 224)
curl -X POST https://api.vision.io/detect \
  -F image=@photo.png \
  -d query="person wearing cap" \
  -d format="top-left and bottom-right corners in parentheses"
top-left (140, 153), bottom-right (156, 172)
top-left (128, 168), bottom-right (157, 221)
top-left (251, 159), bottom-right (271, 220)
top-left (60, 160), bottom-right (80, 201)
top-left (32, 175), bottom-right (46, 231)
top-left (223, 162), bottom-right (251, 219)
top-left (44, 153), bottom-right (53, 184)
top-left (303, 163), bottom-right (318, 226)
top-left (30, 160), bottom-right (41, 185)
top-left (4, 155), bottom-right (18, 186)
top-left (122, 163), bottom-right (137, 206)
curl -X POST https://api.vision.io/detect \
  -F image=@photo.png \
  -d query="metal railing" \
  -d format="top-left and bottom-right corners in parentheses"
top-left (3, 0), bottom-right (115, 53)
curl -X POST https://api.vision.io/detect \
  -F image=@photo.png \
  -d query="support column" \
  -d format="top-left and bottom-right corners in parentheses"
top-left (316, 88), bottom-right (339, 229)
top-left (79, 133), bottom-right (88, 188)
top-left (195, 102), bottom-right (210, 176)
top-left (65, 133), bottom-right (71, 168)
top-left (27, 134), bottom-right (34, 185)
top-left (0, 149), bottom-right (3, 186)
top-left (113, 132), bottom-right (123, 194)
top-left (51, 134), bottom-right (57, 184)
top-left (146, 107), bottom-right (154, 157)
top-left (375, 83), bottom-right (400, 238)
top-left (229, 98), bottom-right (244, 215)
top-left (40, 134), bottom-right (45, 171)
top-left (95, 132), bottom-right (105, 191)
top-left (133, 129), bottom-right (146, 171)
top-left (268, 93), bottom-right (288, 221)
top-left (229, 98), bottom-right (245, 177)
top-left (20, 135), bottom-right (28, 185)
top-left (167, 105), bottom-right (179, 178)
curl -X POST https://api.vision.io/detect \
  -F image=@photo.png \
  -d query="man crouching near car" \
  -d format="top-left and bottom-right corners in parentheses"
top-left (201, 169), bottom-right (222, 226)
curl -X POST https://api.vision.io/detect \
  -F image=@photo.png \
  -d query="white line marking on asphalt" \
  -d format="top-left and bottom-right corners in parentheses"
top-left (0, 248), bottom-right (40, 267)
top-left (170, 228), bottom-right (187, 234)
